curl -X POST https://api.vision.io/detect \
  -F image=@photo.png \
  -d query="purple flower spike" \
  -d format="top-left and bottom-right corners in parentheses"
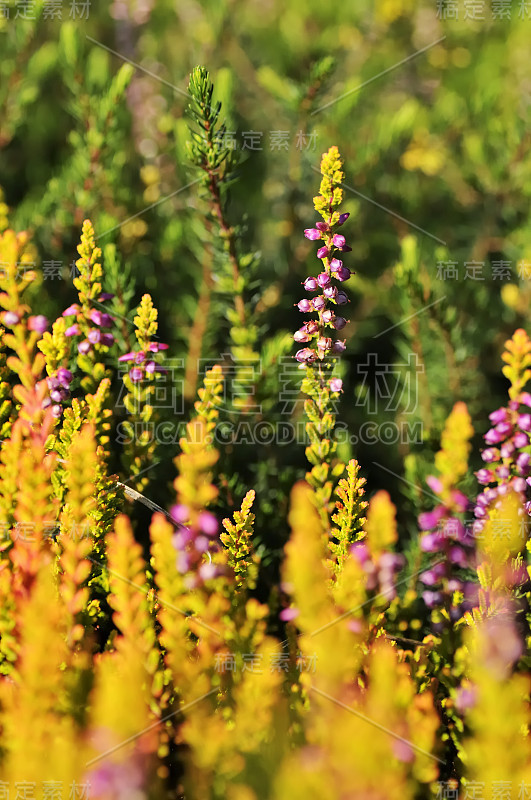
top-left (332, 234), bottom-right (346, 247)
top-left (129, 367), bottom-right (143, 382)
top-left (304, 277), bottom-right (318, 292)
top-left (317, 272), bottom-right (331, 287)
top-left (330, 378), bottom-right (343, 392)
top-left (65, 324), bottom-right (80, 337)
top-left (280, 607), bottom-right (299, 622)
top-left (297, 299), bottom-right (312, 312)
top-left (418, 506), bottom-right (445, 531)
top-left (3, 311), bottom-right (19, 326)
top-left (316, 246), bottom-right (329, 259)
top-left (304, 228), bottom-right (321, 240)
top-left (78, 340), bottom-right (91, 355)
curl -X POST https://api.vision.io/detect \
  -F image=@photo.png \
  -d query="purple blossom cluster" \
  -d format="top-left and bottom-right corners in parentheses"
top-left (170, 505), bottom-right (223, 588)
top-left (45, 367), bottom-right (73, 418)
top-left (350, 541), bottom-right (404, 601)
top-left (63, 293), bottom-right (115, 354)
top-left (418, 478), bottom-right (476, 615)
top-left (294, 214), bottom-right (352, 391)
top-left (118, 341), bottom-right (168, 382)
top-left (474, 394), bottom-right (531, 535)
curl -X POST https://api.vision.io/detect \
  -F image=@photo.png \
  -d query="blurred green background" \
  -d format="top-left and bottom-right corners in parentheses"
top-left (1, 0), bottom-right (530, 563)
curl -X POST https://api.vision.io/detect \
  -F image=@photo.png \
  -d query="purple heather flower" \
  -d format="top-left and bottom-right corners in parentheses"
top-left (65, 324), bottom-right (80, 337)
top-left (332, 340), bottom-right (346, 354)
top-left (304, 228), bottom-right (321, 240)
top-left (514, 431), bottom-right (529, 448)
top-left (171, 504), bottom-right (190, 524)
top-left (335, 291), bottom-right (348, 305)
top-left (329, 257), bottom-right (342, 271)
top-left (339, 244), bottom-right (353, 253)
top-left (306, 320), bottom-right (319, 334)
top-left (455, 685), bottom-right (477, 713)
top-left (99, 313), bottom-right (113, 328)
top-left (317, 336), bottom-right (332, 353)
top-left (51, 404), bottom-right (63, 418)
top-left (350, 542), bottom-right (370, 565)
top-left (173, 528), bottom-right (193, 549)
top-left (476, 468), bottom-right (493, 485)
top-left (518, 414), bottom-right (531, 431)
top-left (392, 740), bottom-right (415, 764)
top-left (145, 361), bottom-right (156, 374)
top-left (418, 506), bottom-right (445, 531)
top-left (497, 465), bottom-right (510, 480)
top-left (198, 562), bottom-right (219, 582)
top-left (88, 329), bottom-right (102, 344)
top-left (78, 340), bottom-right (91, 355)
top-left (334, 266), bottom-right (351, 282)
top-left (495, 421), bottom-right (513, 436)
top-left (422, 590), bottom-right (443, 608)
top-left (420, 570), bottom-right (439, 587)
top-left (56, 368), bottom-right (73, 387)
top-left (129, 367), bottom-right (143, 382)
top-left (500, 441), bottom-right (515, 459)
top-left (198, 511), bottom-right (218, 537)
top-left (332, 317), bottom-right (347, 330)
top-left (313, 296), bottom-right (326, 310)
top-left (426, 475), bottom-right (444, 494)
top-left (489, 407), bottom-right (508, 424)
top-left (330, 378), bottom-right (343, 392)
top-left (101, 333), bottom-right (114, 347)
top-left (297, 299), bottom-right (312, 312)
top-left (481, 447), bottom-right (499, 463)
top-left (148, 342), bottom-right (169, 352)
top-left (304, 277), bottom-right (318, 291)
top-left (98, 292), bottom-right (114, 301)
top-left (520, 392), bottom-right (531, 406)
top-left (50, 389), bottom-right (64, 403)
top-left (62, 304), bottom-right (80, 317)
top-left (332, 234), bottom-right (346, 247)
top-left (317, 272), bottom-right (331, 287)
top-left (516, 452), bottom-right (531, 472)
top-left (337, 213), bottom-right (350, 225)
top-left (194, 535), bottom-right (210, 553)
top-left (513, 476), bottom-right (527, 492)
top-left (449, 546), bottom-right (468, 567)
top-left (279, 607), bottom-right (299, 622)
top-left (177, 551), bottom-right (191, 573)
top-left (420, 531), bottom-right (444, 553)
top-left (323, 285), bottom-right (337, 299)
top-left (118, 351), bottom-right (136, 362)
top-left (322, 309), bottom-right (334, 324)
top-left (28, 315), bottom-right (48, 333)
top-left (315, 221), bottom-right (328, 232)
top-left (484, 428), bottom-right (504, 445)
top-left (3, 311), bottom-right (19, 326)
top-left (296, 348), bottom-right (315, 363)
top-left (317, 246), bottom-right (329, 259)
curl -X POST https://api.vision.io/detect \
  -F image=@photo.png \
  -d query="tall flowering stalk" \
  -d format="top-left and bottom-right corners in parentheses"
top-left (296, 146), bottom-right (352, 529)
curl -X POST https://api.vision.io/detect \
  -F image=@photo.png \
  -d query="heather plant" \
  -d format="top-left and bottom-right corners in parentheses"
top-left (1, 12), bottom-right (531, 795)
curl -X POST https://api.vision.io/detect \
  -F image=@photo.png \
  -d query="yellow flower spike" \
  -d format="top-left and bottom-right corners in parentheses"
top-left (1, 566), bottom-right (84, 785)
top-left (433, 401), bottom-right (474, 500)
top-left (501, 328), bottom-right (531, 401)
top-left (364, 489), bottom-right (398, 559)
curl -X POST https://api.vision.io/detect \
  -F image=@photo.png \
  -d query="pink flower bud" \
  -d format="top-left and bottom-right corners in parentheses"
top-left (304, 228), bottom-right (321, 240)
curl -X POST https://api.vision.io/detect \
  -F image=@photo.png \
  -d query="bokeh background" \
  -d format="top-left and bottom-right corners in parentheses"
top-left (2, 0), bottom-right (530, 572)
